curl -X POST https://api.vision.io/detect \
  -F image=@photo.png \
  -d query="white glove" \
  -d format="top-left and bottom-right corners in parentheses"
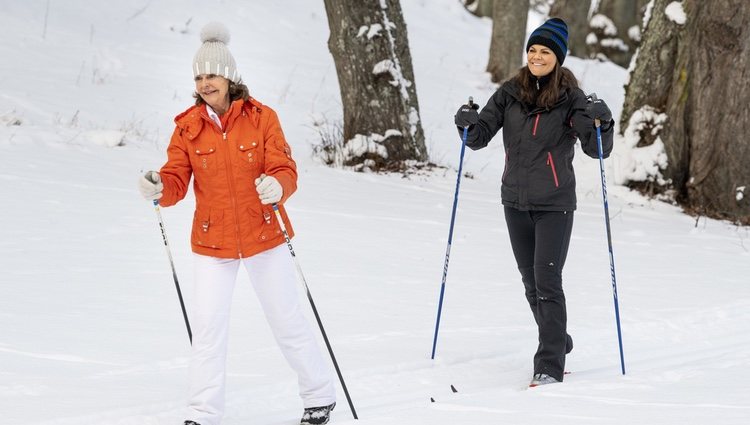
top-left (138, 171), bottom-right (163, 200)
top-left (254, 173), bottom-right (283, 205)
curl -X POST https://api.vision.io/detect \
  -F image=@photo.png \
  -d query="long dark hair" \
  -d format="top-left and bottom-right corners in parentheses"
top-left (193, 79), bottom-right (250, 106)
top-left (512, 64), bottom-right (579, 109)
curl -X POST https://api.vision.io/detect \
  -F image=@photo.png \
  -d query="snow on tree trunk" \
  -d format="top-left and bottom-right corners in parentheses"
top-left (621, 0), bottom-right (750, 223)
top-left (486, 0), bottom-right (528, 83)
top-left (461, 0), bottom-right (495, 18)
top-left (548, 0), bottom-right (591, 59)
top-left (587, 0), bottom-right (648, 67)
top-left (323, 0), bottom-right (427, 171)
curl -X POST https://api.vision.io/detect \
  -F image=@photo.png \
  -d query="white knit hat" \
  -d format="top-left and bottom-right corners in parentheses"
top-left (192, 22), bottom-right (241, 83)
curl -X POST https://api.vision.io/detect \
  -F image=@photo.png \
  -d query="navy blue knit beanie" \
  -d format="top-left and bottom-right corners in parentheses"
top-left (526, 18), bottom-right (569, 65)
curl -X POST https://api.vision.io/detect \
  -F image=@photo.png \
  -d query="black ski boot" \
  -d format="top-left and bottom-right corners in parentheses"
top-left (301, 402), bottom-right (336, 425)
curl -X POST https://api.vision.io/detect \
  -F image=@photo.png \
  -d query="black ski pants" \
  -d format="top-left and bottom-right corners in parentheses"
top-left (504, 206), bottom-right (574, 381)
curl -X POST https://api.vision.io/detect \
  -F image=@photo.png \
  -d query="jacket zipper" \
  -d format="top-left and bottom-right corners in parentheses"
top-left (547, 151), bottom-right (559, 188)
top-left (502, 152), bottom-right (509, 182)
top-left (532, 114), bottom-right (540, 136)
top-left (221, 130), bottom-right (244, 258)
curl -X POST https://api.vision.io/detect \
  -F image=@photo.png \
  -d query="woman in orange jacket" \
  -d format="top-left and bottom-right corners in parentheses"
top-left (138, 22), bottom-right (336, 425)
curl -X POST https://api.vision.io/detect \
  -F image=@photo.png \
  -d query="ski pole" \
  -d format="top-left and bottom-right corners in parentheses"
top-left (431, 96), bottom-right (473, 360)
top-left (271, 203), bottom-right (358, 420)
top-left (153, 199), bottom-right (192, 344)
top-left (590, 93), bottom-right (625, 375)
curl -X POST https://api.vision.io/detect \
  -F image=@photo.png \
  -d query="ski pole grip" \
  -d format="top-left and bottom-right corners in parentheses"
top-left (588, 92), bottom-right (600, 128)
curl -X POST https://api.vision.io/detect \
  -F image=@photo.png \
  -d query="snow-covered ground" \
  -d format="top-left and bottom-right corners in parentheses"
top-left (1, 1), bottom-right (749, 424)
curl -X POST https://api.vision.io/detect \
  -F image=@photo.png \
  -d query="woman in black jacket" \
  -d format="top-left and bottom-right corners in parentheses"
top-left (454, 18), bottom-right (614, 387)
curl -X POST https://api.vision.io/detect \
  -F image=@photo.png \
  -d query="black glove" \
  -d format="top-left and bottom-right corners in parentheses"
top-left (454, 102), bottom-right (479, 128)
top-left (584, 97), bottom-right (612, 126)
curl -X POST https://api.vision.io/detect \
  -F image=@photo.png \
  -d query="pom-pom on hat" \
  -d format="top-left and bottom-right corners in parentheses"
top-left (526, 18), bottom-right (569, 65)
top-left (192, 22), bottom-right (241, 83)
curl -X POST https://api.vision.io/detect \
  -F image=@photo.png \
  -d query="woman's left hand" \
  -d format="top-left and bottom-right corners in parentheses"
top-left (585, 98), bottom-right (612, 125)
top-left (255, 174), bottom-right (283, 204)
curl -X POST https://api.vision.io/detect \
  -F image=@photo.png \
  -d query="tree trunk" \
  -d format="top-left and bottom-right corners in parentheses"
top-left (486, 0), bottom-right (528, 83)
top-left (621, 0), bottom-right (750, 223)
top-left (548, 0), bottom-right (591, 59)
top-left (589, 0), bottom-right (648, 67)
top-left (323, 0), bottom-right (427, 171)
top-left (621, 0), bottom-right (680, 128)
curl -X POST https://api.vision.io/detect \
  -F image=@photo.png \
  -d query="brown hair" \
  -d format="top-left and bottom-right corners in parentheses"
top-left (193, 79), bottom-right (250, 106)
top-left (512, 64), bottom-right (579, 110)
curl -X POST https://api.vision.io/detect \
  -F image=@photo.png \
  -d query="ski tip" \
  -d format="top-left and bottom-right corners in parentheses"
top-left (430, 397), bottom-right (435, 403)
top-left (450, 384), bottom-right (458, 393)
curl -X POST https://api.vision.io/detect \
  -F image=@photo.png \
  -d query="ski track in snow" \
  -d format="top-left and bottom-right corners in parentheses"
top-left (0, 346), bottom-right (123, 366)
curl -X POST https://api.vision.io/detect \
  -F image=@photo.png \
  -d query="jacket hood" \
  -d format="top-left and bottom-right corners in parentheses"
top-left (174, 105), bottom-right (204, 141)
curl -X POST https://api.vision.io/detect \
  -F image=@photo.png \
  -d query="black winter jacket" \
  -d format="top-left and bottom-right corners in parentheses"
top-left (463, 79), bottom-right (614, 211)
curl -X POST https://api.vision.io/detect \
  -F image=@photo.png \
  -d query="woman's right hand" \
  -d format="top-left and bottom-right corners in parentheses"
top-left (454, 103), bottom-right (479, 128)
top-left (138, 171), bottom-right (163, 200)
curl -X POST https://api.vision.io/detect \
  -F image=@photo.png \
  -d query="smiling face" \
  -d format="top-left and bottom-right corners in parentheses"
top-left (527, 44), bottom-right (557, 78)
top-left (194, 74), bottom-right (230, 114)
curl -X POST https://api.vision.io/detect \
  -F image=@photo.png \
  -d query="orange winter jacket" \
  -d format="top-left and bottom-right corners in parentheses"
top-left (158, 98), bottom-right (296, 259)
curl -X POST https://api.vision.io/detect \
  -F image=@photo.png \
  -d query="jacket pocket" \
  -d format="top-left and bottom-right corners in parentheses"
top-left (192, 144), bottom-right (218, 176)
top-left (546, 152), bottom-right (559, 188)
top-left (247, 205), bottom-right (281, 243)
top-left (237, 140), bottom-right (262, 171)
top-left (191, 207), bottom-right (224, 249)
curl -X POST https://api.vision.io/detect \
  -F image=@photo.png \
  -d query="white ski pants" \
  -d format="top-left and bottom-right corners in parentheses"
top-left (185, 244), bottom-right (336, 425)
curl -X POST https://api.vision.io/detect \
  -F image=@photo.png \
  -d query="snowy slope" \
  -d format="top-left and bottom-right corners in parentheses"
top-left (1, 1), bottom-right (749, 424)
